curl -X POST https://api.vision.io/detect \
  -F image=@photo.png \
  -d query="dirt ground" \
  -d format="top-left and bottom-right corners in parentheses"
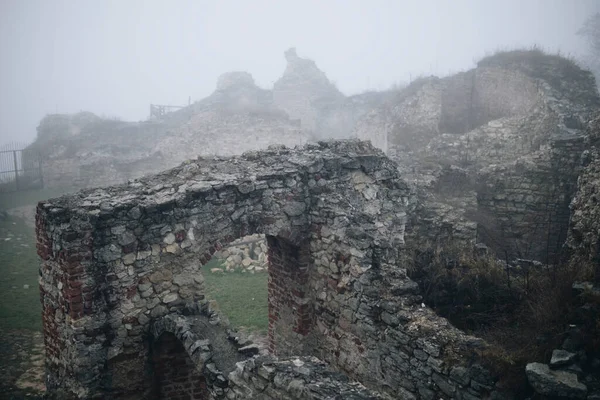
top-left (1, 204), bottom-right (45, 398)
top-left (0, 328), bottom-right (45, 399)
top-left (6, 205), bottom-right (36, 229)
top-left (0, 202), bottom-right (267, 398)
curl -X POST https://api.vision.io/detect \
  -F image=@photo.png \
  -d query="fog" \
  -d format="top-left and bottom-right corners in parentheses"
top-left (1, 0), bottom-right (599, 144)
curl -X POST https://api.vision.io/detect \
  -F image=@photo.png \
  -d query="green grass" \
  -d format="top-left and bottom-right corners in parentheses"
top-left (201, 258), bottom-right (269, 334)
top-left (0, 187), bottom-right (76, 210)
top-left (476, 47), bottom-right (594, 93)
top-left (0, 215), bottom-right (41, 330)
top-left (0, 187), bottom-right (76, 331)
top-left (0, 188), bottom-right (269, 335)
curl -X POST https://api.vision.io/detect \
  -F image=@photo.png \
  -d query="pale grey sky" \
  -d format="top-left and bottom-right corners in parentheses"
top-left (1, 0), bottom-right (599, 144)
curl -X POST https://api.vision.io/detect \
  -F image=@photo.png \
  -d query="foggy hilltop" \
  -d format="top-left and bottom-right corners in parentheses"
top-left (3, 1), bottom-right (600, 400)
top-left (1, 0), bottom-right (600, 145)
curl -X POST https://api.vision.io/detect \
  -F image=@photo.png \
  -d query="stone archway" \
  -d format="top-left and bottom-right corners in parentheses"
top-left (40, 141), bottom-right (466, 399)
top-left (146, 314), bottom-right (245, 400)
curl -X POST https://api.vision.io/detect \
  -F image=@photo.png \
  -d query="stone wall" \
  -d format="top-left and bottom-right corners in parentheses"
top-left (214, 234), bottom-right (268, 273)
top-left (38, 140), bottom-right (507, 399)
top-left (155, 110), bottom-right (309, 164)
top-left (273, 48), bottom-right (345, 134)
top-left (32, 114), bottom-right (175, 189)
top-left (355, 78), bottom-right (443, 153)
top-left (316, 90), bottom-right (397, 141)
top-left (566, 114), bottom-right (600, 274)
top-left (227, 356), bottom-right (384, 399)
top-left (379, 51), bottom-right (599, 260)
top-left (32, 70), bottom-right (313, 191)
top-left (438, 67), bottom-right (540, 135)
top-left (471, 67), bottom-right (540, 128)
top-left (477, 135), bottom-right (585, 261)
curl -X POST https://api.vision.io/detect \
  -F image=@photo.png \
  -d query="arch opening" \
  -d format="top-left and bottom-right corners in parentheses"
top-left (150, 332), bottom-right (209, 400)
top-left (201, 234), bottom-right (269, 336)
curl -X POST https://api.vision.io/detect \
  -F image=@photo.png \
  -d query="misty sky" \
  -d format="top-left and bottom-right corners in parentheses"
top-left (1, 0), bottom-right (599, 145)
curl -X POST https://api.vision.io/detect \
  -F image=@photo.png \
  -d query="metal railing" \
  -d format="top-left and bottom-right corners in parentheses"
top-left (0, 141), bottom-right (44, 193)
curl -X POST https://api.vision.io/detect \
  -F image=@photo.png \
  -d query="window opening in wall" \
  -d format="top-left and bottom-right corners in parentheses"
top-left (200, 234), bottom-right (269, 337)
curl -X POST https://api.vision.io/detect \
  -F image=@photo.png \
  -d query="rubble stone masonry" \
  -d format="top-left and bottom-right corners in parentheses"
top-left (39, 140), bottom-right (508, 399)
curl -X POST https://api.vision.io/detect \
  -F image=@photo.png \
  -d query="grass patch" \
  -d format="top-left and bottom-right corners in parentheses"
top-left (478, 46), bottom-right (581, 73)
top-left (0, 187), bottom-right (76, 210)
top-left (0, 215), bottom-right (41, 331)
top-left (476, 46), bottom-right (598, 107)
top-left (0, 187), bottom-right (77, 331)
top-left (201, 258), bottom-right (268, 334)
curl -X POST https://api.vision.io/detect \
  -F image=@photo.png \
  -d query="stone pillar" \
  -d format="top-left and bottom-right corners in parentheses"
top-left (266, 235), bottom-right (313, 356)
top-left (37, 204), bottom-right (99, 397)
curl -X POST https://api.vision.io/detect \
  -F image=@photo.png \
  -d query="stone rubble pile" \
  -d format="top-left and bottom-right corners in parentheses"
top-left (227, 356), bottom-right (384, 399)
top-left (526, 281), bottom-right (600, 399)
top-left (213, 234), bottom-right (268, 273)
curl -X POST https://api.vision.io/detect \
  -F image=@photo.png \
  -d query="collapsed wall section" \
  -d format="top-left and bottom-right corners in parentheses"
top-left (439, 67), bottom-right (540, 135)
top-left (273, 48), bottom-right (345, 133)
top-left (38, 140), bottom-right (512, 399)
top-left (477, 135), bottom-right (585, 261)
top-left (227, 356), bottom-right (385, 399)
top-left (566, 114), bottom-right (600, 277)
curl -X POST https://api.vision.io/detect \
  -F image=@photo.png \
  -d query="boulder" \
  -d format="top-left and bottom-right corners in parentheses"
top-left (526, 362), bottom-right (587, 399)
top-left (219, 249), bottom-right (230, 259)
top-left (550, 349), bottom-right (577, 368)
top-left (572, 281), bottom-right (594, 296)
top-left (232, 254), bottom-right (242, 265)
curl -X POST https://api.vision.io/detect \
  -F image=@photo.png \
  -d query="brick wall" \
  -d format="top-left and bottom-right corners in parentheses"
top-left (267, 236), bottom-right (312, 356)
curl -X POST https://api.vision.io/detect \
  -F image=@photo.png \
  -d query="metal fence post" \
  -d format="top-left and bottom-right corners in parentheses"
top-left (39, 151), bottom-right (44, 189)
top-left (12, 150), bottom-right (19, 190)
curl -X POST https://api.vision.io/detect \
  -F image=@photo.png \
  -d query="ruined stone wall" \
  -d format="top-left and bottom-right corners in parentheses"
top-left (226, 356), bottom-right (384, 399)
top-left (316, 90), bottom-right (397, 140)
top-left (305, 230), bottom-right (498, 399)
top-left (377, 65), bottom-right (541, 154)
top-left (273, 48), bottom-right (345, 134)
top-left (33, 114), bottom-right (174, 189)
top-left (466, 59), bottom-right (594, 260)
top-left (471, 67), bottom-right (540, 128)
top-left (37, 141), bottom-right (401, 398)
top-left (476, 50), bottom-right (600, 119)
top-left (438, 67), bottom-right (539, 134)
top-left (427, 110), bottom-right (558, 169)
top-left (353, 108), bottom-right (391, 153)
top-left (38, 141), bottom-right (507, 399)
top-left (476, 136), bottom-right (585, 260)
top-left (215, 234), bottom-right (268, 273)
top-left (155, 110), bottom-right (310, 164)
top-left (566, 115), bottom-right (600, 270)
top-left (33, 70), bottom-right (313, 191)
top-left (385, 53), bottom-right (598, 260)
top-left (41, 156), bottom-right (170, 190)
top-left (438, 71), bottom-right (476, 134)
